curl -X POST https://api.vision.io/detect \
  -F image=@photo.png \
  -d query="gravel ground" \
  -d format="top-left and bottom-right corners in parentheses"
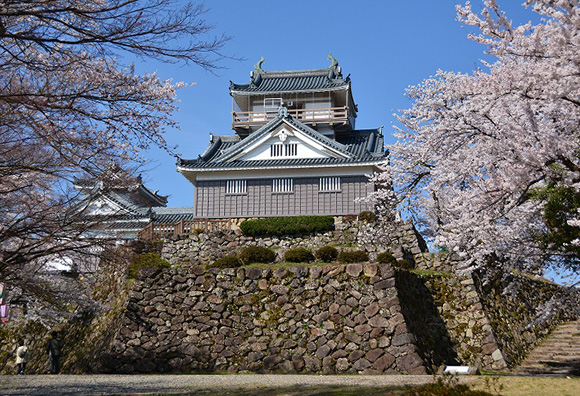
top-left (0, 374), bottom-right (437, 396)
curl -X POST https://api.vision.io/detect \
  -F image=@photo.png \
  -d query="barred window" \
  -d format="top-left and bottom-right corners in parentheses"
top-left (285, 143), bottom-right (297, 156)
top-left (272, 178), bottom-right (293, 193)
top-left (226, 180), bottom-right (247, 194)
top-left (319, 177), bottom-right (341, 192)
top-left (271, 143), bottom-right (283, 157)
top-left (271, 143), bottom-right (297, 157)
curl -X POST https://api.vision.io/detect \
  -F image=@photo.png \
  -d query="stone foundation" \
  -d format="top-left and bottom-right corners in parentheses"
top-left (398, 270), bottom-right (508, 370)
top-left (107, 220), bottom-right (577, 374)
top-left (104, 263), bottom-right (429, 374)
top-left (160, 219), bottom-right (427, 267)
top-left (3, 219), bottom-right (576, 375)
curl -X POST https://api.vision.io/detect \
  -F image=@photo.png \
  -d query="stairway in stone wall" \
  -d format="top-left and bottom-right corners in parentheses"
top-left (515, 320), bottom-right (580, 376)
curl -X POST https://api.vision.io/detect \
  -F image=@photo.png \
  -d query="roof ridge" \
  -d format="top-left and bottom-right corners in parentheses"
top-left (218, 135), bottom-right (240, 142)
top-left (283, 116), bottom-right (351, 156)
top-left (215, 114), bottom-right (355, 164)
top-left (214, 116), bottom-right (284, 162)
top-left (152, 206), bottom-right (194, 214)
top-left (230, 67), bottom-right (348, 94)
top-left (258, 68), bottom-right (333, 77)
top-left (137, 184), bottom-right (168, 206)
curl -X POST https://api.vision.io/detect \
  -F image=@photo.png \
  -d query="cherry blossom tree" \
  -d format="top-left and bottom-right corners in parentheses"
top-left (0, 1), bottom-right (227, 298)
top-left (369, 0), bottom-right (580, 273)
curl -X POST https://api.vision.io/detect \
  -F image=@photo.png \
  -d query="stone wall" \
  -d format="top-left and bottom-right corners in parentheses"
top-left (398, 270), bottom-right (508, 371)
top-left (160, 218), bottom-right (427, 267)
top-left (4, 219), bottom-right (577, 375)
top-left (103, 259), bottom-right (548, 374)
top-left (394, 270), bottom-right (459, 371)
top-left (475, 267), bottom-right (579, 367)
top-left (155, 219), bottom-right (577, 373)
top-left (0, 260), bottom-right (133, 375)
top-left (103, 264), bottom-right (429, 374)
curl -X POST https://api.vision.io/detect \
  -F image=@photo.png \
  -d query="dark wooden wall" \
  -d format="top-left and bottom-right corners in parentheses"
top-left (194, 176), bottom-right (373, 218)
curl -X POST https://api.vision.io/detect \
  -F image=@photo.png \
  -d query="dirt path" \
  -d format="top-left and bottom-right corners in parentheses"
top-left (0, 374), bottom-right (436, 396)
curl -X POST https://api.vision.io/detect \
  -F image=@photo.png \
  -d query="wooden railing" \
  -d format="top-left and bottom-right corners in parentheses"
top-left (232, 106), bottom-right (348, 127)
top-left (138, 219), bottom-right (232, 240)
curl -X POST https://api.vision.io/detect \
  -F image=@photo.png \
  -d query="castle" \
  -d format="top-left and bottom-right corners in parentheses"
top-left (177, 56), bottom-right (388, 219)
top-left (75, 58), bottom-right (388, 240)
top-left (73, 164), bottom-right (193, 240)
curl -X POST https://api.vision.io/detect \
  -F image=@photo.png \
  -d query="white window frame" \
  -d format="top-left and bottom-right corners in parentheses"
top-left (319, 177), bottom-right (341, 192)
top-left (226, 180), bottom-right (247, 194)
top-left (264, 98), bottom-right (283, 109)
top-left (272, 178), bottom-right (293, 193)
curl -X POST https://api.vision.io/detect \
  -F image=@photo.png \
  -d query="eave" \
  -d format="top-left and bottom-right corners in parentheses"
top-left (177, 159), bottom-right (387, 183)
top-left (230, 85), bottom-right (349, 96)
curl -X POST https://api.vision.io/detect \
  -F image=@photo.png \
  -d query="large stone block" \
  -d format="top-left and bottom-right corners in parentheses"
top-left (346, 264), bottom-right (363, 277)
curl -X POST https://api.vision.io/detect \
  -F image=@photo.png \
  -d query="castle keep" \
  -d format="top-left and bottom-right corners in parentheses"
top-left (177, 57), bottom-right (388, 219)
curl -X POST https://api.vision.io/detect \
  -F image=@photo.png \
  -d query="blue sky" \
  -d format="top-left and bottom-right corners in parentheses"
top-left (135, 1), bottom-right (539, 207)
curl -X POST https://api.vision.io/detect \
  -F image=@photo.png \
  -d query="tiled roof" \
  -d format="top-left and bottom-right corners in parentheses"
top-left (100, 192), bottom-right (144, 215)
top-left (138, 185), bottom-right (168, 206)
top-left (230, 68), bottom-right (349, 95)
top-left (178, 157), bottom-right (385, 171)
top-left (214, 115), bottom-right (352, 164)
top-left (152, 213), bottom-right (194, 224)
top-left (151, 207), bottom-right (195, 224)
top-left (337, 129), bottom-right (385, 159)
top-left (177, 115), bottom-right (387, 171)
top-left (74, 164), bottom-right (168, 207)
top-left (198, 135), bottom-right (241, 161)
top-left (105, 219), bottom-right (150, 231)
top-left (108, 207), bottom-right (195, 230)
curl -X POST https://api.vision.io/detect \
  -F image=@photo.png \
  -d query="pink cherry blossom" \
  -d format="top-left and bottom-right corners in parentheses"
top-left (369, 0), bottom-right (580, 272)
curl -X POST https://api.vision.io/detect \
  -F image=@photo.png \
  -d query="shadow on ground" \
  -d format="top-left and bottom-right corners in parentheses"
top-left (150, 385), bottom-right (410, 396)
top-left (530, 359), bottom-right (580, 376)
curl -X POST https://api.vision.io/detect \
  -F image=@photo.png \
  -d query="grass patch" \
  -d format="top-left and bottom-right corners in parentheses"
top-left (242, 262), bottom-right (341, 269)
top-left (129, 252), bottom-right (170, 278)
top-left (154, 376), bottom-right (580, 396)
top-left (411, 269), bottom-right (454, 277)
top-left (195, 377), bottom-right (580, 396)
top-left (469, 376), bottom-right (580, 396)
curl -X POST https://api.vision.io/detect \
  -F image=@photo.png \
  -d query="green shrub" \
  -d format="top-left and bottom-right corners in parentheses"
top-left (131, 240), bottom-right (164, 255)
top-left (129, 252), bottom-right (170, 277)
top-left (193, 228), bottom-right (205, 235)
top-left (284, 247), bottom-right (314, 263)
top-left (337, 250), bottom-right (369, 263)
top-left (240, 216), bottom-right (334, 237)
top-left (395, 259), bottom-right (414, 270)
top-left (343, 214), bottom-right (357, 223)
top-left (239, 246), bottom-right (276, 265)
top-left (376, 251), bottom-right (397, 264)
top-left (358, 211), bottom-right (377, 223)
top-left (208, 255), bottom-right (241, 269)
top-left (315, 245), bottom-right (338, 262)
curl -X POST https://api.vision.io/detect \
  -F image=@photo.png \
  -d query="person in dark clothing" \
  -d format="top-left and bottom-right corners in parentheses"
top-left (47, 331), bottom-right (63, 374)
